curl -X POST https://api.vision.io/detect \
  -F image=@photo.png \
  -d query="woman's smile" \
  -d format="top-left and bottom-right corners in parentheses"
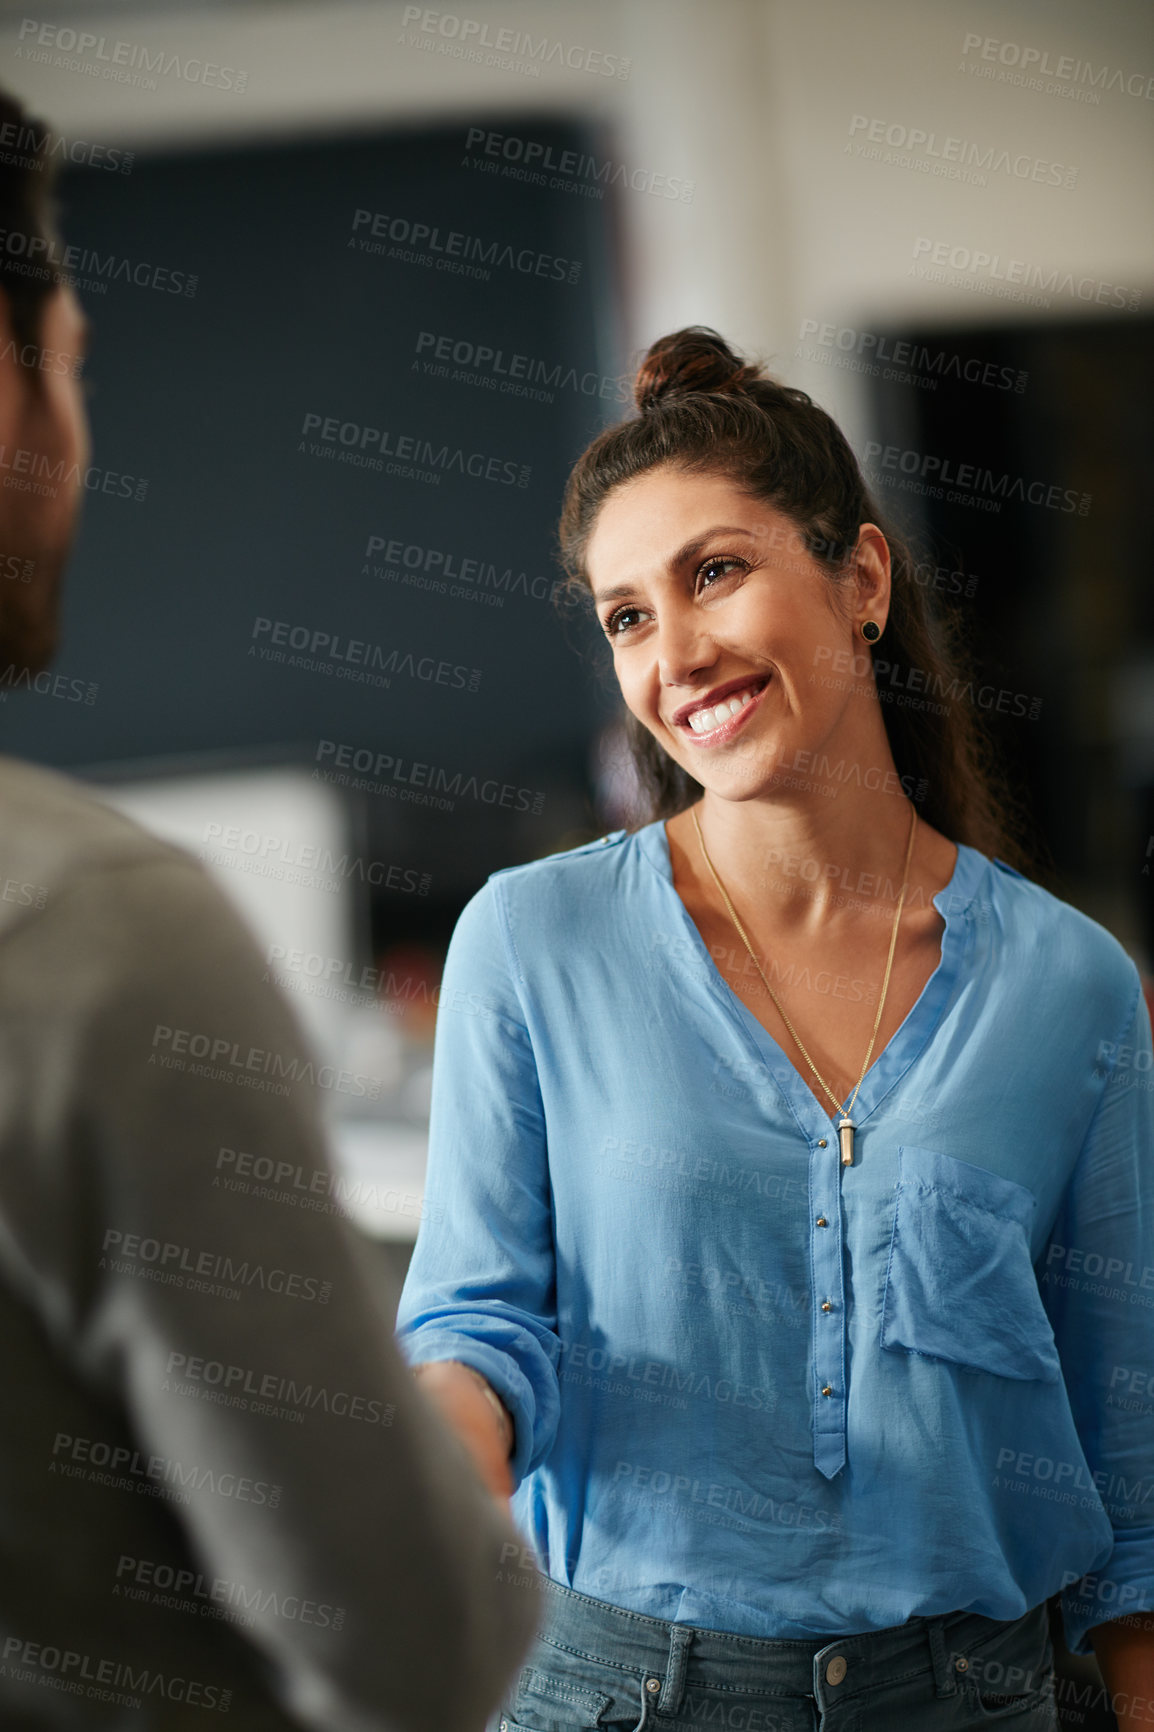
top-left (670, 674), bottom-right (771, 746)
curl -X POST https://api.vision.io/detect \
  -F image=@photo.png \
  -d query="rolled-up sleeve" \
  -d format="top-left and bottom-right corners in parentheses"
top-left (396, 880), bottom-right (561, 1485)
top-left (1042, 977), bottom-right (1154, 1653)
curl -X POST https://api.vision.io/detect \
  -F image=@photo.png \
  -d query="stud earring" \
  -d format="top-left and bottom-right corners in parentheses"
top-left (860, 620), bottom-right (881, 643)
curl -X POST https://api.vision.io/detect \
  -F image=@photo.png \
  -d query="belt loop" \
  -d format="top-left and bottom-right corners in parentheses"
top-left (657, 1624), bottom-right (692, 1715)
top-left (926, 1617), bottom-right (957, 1698)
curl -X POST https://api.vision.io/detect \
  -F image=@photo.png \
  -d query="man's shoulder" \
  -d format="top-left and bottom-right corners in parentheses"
top-left (0, 755), bottom-right (210, 937)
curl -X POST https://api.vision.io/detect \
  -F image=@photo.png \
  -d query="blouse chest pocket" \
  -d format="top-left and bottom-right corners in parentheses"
top-left (881, 1145), bottom-right (1061, 1384)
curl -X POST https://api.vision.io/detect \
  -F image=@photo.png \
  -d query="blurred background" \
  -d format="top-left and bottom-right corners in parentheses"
top-left (3, 2), bottom-right (1152, 1714)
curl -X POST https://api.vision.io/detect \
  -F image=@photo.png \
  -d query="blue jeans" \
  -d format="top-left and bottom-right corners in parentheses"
top-left (493, 1578), bottom-right (1059, 1730)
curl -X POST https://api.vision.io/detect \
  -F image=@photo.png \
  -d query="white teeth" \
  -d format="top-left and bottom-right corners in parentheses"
top-left (686, 686), bottom-right (758, 734)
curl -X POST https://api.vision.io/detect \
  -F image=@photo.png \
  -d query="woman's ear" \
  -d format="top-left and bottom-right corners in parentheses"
top-left (850, 523), bottom-right (892, 630)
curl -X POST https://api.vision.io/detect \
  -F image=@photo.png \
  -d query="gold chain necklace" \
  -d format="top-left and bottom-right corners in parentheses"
top-left (690, 802), bottom-right (918, 1167)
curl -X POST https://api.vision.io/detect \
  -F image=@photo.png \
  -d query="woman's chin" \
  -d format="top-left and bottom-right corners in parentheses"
top-left (687, 768), bottom-right (790, 806)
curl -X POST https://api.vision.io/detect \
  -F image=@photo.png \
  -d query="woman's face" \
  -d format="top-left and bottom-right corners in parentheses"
top-left (584, 465), bottom-right (890, 805)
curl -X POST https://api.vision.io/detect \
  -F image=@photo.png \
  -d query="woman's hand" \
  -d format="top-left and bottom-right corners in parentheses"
top-left (413, 1361), bottom-right (516, 1504)
top-left (1089, 1612), bottom-right (1154, 1731)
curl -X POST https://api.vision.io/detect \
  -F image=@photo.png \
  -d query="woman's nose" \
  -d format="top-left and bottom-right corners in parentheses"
top-left (655, 606), bottom-right (716, 687)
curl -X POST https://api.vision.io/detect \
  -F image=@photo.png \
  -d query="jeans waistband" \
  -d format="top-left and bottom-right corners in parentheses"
top-left (529, 1578), bottom-right (1051, 1712)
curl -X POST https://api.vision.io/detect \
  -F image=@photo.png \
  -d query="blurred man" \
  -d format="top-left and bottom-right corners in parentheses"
top-left (0, 89), bottom-right (537, 1730)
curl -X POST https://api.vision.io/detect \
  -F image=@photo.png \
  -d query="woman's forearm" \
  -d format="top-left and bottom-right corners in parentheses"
top-left (1088, 1612), bottom-right (1154, 1729)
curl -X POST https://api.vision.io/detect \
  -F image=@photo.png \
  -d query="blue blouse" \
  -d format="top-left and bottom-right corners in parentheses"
top-left (396, 821), bottom-right (1154, 1655)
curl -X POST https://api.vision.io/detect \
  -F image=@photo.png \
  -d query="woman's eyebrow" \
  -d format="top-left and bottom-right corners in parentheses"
top-left (591, 525), bottom-right (756, 604)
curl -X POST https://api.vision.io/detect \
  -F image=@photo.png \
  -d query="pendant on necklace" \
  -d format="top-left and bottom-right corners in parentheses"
top-left (837, 1117), bottom-right (855, 1166)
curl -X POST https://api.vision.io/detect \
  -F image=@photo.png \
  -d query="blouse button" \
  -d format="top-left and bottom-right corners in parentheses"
top-left (816, 1216), bottom-right (828, 1228)
top-left (822, 1384), bottom-right (834, 1397)
top-left (821, 1300), bottom-right (832, 1312)
top-left (818, 1138), bottom-right (828, 1148)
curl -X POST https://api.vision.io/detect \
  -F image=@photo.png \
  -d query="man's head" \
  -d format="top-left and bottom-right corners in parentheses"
top-left (0, 88), bottom-right (90, 675)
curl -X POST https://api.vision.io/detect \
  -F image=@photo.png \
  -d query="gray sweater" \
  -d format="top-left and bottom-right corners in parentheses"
top-left (0, 755), bottom-right (538, 1730)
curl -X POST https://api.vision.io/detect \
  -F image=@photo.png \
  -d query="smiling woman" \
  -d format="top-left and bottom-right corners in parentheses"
top-left (560, 326), bottom-right (1013, 859)
top-left (397, 328), bottom-right (1154, 1732)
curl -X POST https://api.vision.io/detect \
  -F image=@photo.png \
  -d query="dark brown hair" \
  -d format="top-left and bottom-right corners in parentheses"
top-left (0, 88), bottom-right (62, 355)
top-left (558, 326), bottom-right (1024, 864)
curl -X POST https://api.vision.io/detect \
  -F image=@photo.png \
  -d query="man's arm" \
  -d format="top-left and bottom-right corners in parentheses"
top-left (1, 852), bottom-right (539, 1732)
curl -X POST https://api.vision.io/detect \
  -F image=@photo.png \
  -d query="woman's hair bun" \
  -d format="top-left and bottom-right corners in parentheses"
top-left (632, 325), bottom-right (761, 414)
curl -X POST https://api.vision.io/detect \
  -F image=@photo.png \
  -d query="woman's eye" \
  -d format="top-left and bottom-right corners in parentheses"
top-left (698, 555), bottom-right (745, 589)
top-left (605, 605), bottom-right (644, 637)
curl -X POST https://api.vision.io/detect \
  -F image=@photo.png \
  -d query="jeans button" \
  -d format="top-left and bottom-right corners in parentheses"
top-left (645, 1676), bottom-right (661, 1693)
top-left (825, 1654), bottom-right (848, 1686)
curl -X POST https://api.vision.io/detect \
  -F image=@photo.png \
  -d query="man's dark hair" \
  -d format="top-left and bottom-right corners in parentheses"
top-left (0, 88), bottom-right (61, 351)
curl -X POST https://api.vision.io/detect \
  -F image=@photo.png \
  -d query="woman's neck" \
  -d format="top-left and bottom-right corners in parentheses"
top-left (667, 784), bottom-right (937, 938)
